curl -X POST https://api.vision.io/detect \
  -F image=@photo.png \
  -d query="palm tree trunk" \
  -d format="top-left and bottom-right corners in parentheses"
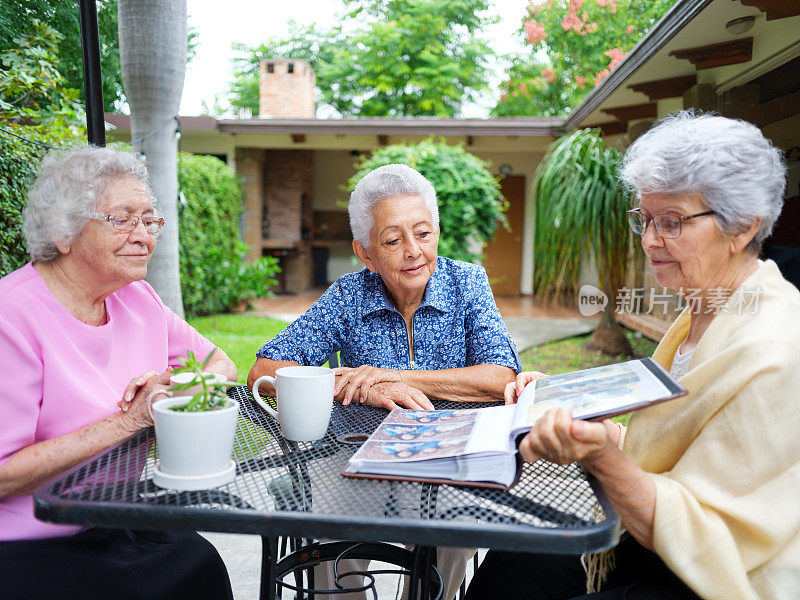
top-left (586, 303), bottom-right (634, 356)
top-left (118, 0), bottom-right (186, 317)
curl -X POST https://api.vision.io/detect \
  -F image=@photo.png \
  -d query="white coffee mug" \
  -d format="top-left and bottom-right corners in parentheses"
top-left (251, 366), bottom-right (335, 441)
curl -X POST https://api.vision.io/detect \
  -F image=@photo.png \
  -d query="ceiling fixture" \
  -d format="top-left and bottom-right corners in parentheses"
top-left (725, 15), bottom-right (756, 35)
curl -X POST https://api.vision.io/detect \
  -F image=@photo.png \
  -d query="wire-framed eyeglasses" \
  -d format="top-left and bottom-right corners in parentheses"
top-left (87, 212), bottom-right (165, 236)
top-left (626, 208), bottom-right (716, 239)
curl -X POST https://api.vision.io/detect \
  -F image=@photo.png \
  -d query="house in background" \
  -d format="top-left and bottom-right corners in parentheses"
top-left (106, 0), bottom-right (800, 337)
top-left (106, 61), bottom-right (563, 297)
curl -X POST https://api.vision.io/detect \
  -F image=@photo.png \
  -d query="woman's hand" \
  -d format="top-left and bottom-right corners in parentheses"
top-left (334, 365), bottom-right (403, 406)
top-left (503, 371), bottom-right (548, 405)
top-left (362, 381), bottom-right (434, 411)
top-left (518, 407), bottom-right (618, 466)
top-left (117, 370), bottom-right (172, 432)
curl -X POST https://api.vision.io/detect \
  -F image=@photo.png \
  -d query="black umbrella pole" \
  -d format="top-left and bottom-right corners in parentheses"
top-left (79, 0), bottom-right (106, 146)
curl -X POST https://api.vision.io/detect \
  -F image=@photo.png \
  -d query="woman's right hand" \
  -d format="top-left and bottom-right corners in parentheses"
top-left (504, 371), bottom-right (548, 405)
top-left (117, 370), bottom-right (172, 432)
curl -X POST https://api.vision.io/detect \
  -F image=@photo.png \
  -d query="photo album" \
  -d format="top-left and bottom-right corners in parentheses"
top-left (342, 358), bottom-right (686, 489)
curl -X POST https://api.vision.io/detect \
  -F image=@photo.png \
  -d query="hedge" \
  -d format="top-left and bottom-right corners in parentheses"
top-left (177, 153), bottom-right (279, 316)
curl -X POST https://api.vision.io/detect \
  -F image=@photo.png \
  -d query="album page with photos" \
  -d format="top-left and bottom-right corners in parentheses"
top-left (342, 357), bottom-right (685, 488)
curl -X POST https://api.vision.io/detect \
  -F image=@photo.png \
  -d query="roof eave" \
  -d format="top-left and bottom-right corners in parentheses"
top-left (216, 118), bottom-right (566, 137)
top-left (565, 0), bottom-right (715, 129)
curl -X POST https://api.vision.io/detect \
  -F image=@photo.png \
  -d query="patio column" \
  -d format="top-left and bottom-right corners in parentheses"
top-left (236, 148), bottom-right (266, 261)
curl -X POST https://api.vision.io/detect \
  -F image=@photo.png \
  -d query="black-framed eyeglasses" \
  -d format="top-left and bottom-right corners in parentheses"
top-left (626, 208), bottom-right (716, 239)
top-left (87, 212), bottom-right (165, 235)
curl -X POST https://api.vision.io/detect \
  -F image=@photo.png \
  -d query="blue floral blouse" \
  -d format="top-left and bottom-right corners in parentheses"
top-left (256, 257), bottom-right (521, 372)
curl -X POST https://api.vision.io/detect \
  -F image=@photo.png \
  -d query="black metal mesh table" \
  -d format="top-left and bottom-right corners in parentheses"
top-left (34, 386), bottom-right (619, 599)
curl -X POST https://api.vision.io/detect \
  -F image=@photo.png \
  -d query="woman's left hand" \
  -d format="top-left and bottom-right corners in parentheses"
top-left (334, 365), bottom-right (403, 406)
top-left (518, 407), bottom-right (617, 466)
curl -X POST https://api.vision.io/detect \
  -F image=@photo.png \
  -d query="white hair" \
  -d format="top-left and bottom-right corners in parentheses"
top-left (620, 111), bottom-right (786, 253)
top-left (23, 146), bottom-right (155, 263)
top-left (348, 164), bottom-right (439, 247)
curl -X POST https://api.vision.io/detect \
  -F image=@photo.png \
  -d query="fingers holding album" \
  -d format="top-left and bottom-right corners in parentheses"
top-left (504, 371), bottom-right (548, 405)
top-left (519, 407), bottom-right (611, 466)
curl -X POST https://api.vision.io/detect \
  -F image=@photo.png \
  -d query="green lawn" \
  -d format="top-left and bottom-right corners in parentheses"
top-left (188, 314), bottom-right (289, 384)
top-left (520, 329), bottom-right (658, 375)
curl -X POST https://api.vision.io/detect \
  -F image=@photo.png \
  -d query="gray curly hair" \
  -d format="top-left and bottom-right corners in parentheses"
top-left (620, 111), bottom-right (786, 254)
top-left (348, 164), bottom-right (439, 247)
top-left (23, 146), bottom-right (154, 263)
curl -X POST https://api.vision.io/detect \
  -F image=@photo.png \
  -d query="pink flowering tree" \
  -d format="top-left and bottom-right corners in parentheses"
top-left (493, 0), bottom-right (674, 117)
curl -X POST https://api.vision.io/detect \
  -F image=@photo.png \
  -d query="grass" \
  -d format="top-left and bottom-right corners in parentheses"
top-left (520, 329), bottom-right (658, 375)
top-left (188, 314), bottom-right (289, 384)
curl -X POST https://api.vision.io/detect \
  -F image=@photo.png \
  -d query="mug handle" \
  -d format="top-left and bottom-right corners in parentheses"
top-left (147, 389), bottom-right (172, 421)
top-left (251, 376), bottom-right (279, 420)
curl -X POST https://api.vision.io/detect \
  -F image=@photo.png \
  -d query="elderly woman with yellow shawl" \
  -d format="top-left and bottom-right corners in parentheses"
top-left (466, 112), bottom-right (800, 600)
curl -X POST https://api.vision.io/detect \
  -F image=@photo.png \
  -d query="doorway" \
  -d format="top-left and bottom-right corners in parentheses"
top-left (483, 175), bottom-right (525, 295)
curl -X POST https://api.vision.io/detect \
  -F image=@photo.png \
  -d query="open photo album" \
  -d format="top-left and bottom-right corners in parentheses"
top-left (342, 357), bottom-right (686, 489)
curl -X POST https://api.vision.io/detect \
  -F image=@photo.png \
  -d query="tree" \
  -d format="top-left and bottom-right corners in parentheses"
top-left (0, 20), bottom-right (86, 135)
top-left (119, 0), bottom-right (187, 316)
top-left (533, 128), bottom-right (633, 355)
top-left (347, 139), bottom-right (507, 263)
top-left (493, 0), bottom-right (675, 117)
top-left (227, 0), bottom-right (495, 118)
top-left (1, 0), bottom-right (124, 112)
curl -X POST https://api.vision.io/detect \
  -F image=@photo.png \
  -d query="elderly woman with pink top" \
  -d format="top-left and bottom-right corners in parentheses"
top-left (0, 147), bottom-right (236, 599)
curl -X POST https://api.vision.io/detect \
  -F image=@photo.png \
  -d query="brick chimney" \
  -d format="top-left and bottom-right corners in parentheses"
top-left (259, 59), bottom-right (316, 118)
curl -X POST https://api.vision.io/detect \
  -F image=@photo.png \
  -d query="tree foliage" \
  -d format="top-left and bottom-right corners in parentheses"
top-left (177, 153), bottom-right (280, 317)
top-left (0, 21), bottom-right (87, 137)
top-left (347, 140), bottom-right (507, 263)
top-left (493, 0), bottom-right (675, 117)
top-left (227, 0), bottom-right (495, 117)
top-left (1, 0), bottom-right (123, 112)
top-left (0, 22), bottom-right (89, 279)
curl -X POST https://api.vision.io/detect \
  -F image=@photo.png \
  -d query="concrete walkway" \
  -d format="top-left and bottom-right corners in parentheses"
top-left (206, 293), bottom-right (596, 599)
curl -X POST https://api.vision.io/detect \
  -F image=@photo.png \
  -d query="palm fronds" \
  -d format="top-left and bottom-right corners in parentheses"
top-left (533, 128), bottom-right (630, 301)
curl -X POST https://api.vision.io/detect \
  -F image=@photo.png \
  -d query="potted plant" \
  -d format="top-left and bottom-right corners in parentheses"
top-left (150, 350), bottom-right (239, 491)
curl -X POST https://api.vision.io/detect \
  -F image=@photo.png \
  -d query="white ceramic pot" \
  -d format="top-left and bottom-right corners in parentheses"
top-left (151, 395), bottom-right (239, 490)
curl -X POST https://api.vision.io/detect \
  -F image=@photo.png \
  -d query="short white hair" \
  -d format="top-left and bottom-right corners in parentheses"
top-left (620, 111), bottom-right (786, 253)
top-left (23, 146), bottom-right (154, 263)
top-left (348, 164), bottom-right (439, 247)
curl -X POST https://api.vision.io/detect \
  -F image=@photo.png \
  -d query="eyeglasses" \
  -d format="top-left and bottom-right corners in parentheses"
top-left (626, 208), bottom-right (716, 239)
top-left (87, 212), bottom-right (165, 235)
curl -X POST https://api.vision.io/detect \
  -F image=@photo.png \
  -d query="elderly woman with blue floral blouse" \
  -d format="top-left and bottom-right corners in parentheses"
top-left (249, 163), bottom-right (520, 409)
top-left (248, 163), bottom-right (521, 600)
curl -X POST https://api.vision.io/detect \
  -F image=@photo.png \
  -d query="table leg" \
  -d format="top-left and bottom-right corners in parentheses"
top-left (260, 536), bottom-right (279, 600)
top-left (408, 545), bottom-right (442, 600)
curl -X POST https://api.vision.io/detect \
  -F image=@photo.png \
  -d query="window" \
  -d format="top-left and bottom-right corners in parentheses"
top-left (288, 63), bottom-right (294, 74)
top-left (267, 63), bottom-right (274, 73)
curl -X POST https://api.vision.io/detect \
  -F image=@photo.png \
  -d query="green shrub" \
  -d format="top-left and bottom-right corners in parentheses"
top-left (0, 125), bottom-right (58, 277)
top-left (178, 153), bottom-right (279, 316)
top-left (347, 139), bottom-right (507, 263)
